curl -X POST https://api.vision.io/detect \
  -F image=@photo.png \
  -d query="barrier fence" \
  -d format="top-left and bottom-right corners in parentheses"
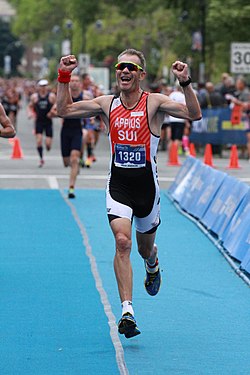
top-left (190, 107), bottom-right (249, 145)
top-left (168, 156), bottom-right (250, 276)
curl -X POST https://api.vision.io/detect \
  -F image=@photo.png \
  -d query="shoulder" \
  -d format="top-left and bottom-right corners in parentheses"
top-left (147, 92), bottom-right (171, 106)
top-left (30, 92), bottom-right (38, 103)
top-left (49, 92), bottom-right (56, 102)
top-left (95, 94), bottom-right (114, 106)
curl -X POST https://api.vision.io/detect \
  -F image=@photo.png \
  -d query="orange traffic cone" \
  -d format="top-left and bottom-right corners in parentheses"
top-left (189, 143), bottom-right (196, 157)
top-left (227, 144), bottom-right (241, 169)
top-left (167, 142), bottom-right (181, 166)
top-left (203, 144), bottom-right (214, 167)
top-left (11, 137), bottom-right (23, 159)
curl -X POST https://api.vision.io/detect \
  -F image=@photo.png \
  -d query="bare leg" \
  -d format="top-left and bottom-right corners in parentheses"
top-left (136, 230), bottom-right (157, 263)
top-left (110, 217), bottom-right (132, 302)
top-left (69, 149), bottom-right (80, 188)
top-left (45, 136), bottom-right (52, 151)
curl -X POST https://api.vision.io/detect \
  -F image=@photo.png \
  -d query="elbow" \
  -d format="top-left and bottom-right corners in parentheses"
top-left (192, 115), bottom-right (202, 121)
top-left (190, 111), bottom-right (202, 121)
top-left (56, 107), bottom-right (65, 117)
top-left (9, 128), bottom-right (16, 138)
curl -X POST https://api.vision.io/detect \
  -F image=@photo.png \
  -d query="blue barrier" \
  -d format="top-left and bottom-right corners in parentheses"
top-left (241, 249), bottom-right (250, 273)
top-left (168, 158), bottom-right (250, 276)
top-left (170, 157), bottom-right (200, 205)
top-left (221, 189), bottom-right (250, 262)
top-left (187, 166), bottom-right (226, 220)
top-left (168, 156), bottom-right (198, 196)
top-left (201, 175), bottom-right (249, 240)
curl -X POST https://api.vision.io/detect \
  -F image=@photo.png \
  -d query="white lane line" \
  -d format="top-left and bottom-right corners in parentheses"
top-left (1, 174), bottom-right (250, 183)
top-left (61, 192), bottom-right (129, 375)
top-left (47, 176), bottom-right (59, 189)
top-left (0, 174), bottom-right (175, 182)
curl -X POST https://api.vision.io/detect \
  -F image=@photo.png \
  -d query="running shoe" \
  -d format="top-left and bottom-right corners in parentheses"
top-left (118, 312), bottom-right (141, 339)
top-left (68, 188), bottom-right (75, 199)
top-left (38, 159), bottom-right (44, 168)
top-left (85, 157), bottom-right (92, 168)
top-left (144, 260), bottom-right (161, 296)
top-left (79, 159), bottom-right (85, 168)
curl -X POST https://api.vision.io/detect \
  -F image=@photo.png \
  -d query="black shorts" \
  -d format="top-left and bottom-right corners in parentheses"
top-left (170, 122), bottom-right (185, 141)
top-left (106, 162), bottom-right (161, 233)
top-left (35, 122), bottom-right (53, 137)
top-left (61, 126), bottom-right (82, 157)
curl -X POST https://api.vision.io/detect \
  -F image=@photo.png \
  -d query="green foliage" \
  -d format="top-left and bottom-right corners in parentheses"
top-left (7, 0), bottom-right (250, 82)
top-left (0, 19), bottom-right (24, 76)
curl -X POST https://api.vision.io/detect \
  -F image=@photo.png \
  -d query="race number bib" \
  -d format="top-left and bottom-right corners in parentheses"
top-left (114, 144), bottom-right (146, 168)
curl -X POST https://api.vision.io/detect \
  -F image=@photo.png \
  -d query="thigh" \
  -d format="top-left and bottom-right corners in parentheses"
top-left (45, 123), bottom-right (53, 138)
top-left (35, 122), bottom-right (43, 134)
top-left (70, 129), bottom-right (82, 152)
top-left (134, 184), bottom-right (161, 234)
top-left (61, 128), bottom-right (71, 157)
top-left (106, 185), bottom-right (133, 222)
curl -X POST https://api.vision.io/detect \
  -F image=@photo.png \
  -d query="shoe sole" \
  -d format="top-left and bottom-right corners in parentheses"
top-left (118, 317), bottom-right (141, 338)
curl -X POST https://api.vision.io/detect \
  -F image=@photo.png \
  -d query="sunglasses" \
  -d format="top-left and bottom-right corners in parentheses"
top-left (115, 61), bottom-right (143, 72)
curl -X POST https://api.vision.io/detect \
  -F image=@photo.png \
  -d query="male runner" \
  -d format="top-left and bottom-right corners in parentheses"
top-left (56, 49), bottom-right (201, 338)
top-left (28, 79), bottom-right (56, 167)
top-left (51, 74), bottom-right (83, 198)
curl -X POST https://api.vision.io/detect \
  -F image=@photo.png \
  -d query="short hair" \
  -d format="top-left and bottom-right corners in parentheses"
top-left (81, 73), bottom-right (90, 80)
top-left (118, 48), bottom-right (146, 71)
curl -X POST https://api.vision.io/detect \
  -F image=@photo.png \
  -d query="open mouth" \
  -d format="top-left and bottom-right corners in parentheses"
top-left (121, 76), bottom-right (131, 82)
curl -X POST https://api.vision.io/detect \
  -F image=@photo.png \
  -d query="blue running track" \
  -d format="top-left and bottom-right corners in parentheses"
top-left (1, 190), bottom-right (249, 375)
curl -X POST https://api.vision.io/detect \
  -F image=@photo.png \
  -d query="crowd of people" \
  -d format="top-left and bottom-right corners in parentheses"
top-left (0, 73), bottom-right (105, 199)
top-left (149, 72), bottom-right (250, 158)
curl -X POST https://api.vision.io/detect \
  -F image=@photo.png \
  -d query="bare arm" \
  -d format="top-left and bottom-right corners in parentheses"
top-left (158, 61), bottom-right (202, 121)
top-left (0, 103), bottom-right (16, 138)
top-left (56, 55), bottom-right (105, 119)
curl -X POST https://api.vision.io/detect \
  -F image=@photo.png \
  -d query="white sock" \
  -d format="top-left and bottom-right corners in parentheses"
top-left (145, 258), bottom-right (159, 273)
top-left (122, 300), bottom-right (134, 316)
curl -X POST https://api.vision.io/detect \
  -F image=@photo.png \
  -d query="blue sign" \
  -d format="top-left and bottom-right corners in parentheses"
top-left (190, 107), bottom-right (248, 145)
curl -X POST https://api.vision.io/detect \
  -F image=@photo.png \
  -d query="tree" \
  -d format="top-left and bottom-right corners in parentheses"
top-left (8, 0), bottom-right (250, 82)
top-left (0, 19), bottom-right (24, 76)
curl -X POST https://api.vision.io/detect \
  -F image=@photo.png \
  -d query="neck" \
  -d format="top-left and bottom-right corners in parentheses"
top-left (71, 89), bottom-right (81, 98)
top-left (120, 89), bottom-right (142, 109)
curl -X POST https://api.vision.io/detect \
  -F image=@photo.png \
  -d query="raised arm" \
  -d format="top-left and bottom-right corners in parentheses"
top-left (0, 103), bottom-right (16, 138)
top-left (159, 61), bottom-right (202, 121)
top-left (56, 55), bottom-right (104, 119)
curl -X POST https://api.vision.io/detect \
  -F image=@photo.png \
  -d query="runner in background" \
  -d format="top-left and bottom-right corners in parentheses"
top-left (28, 79), bottom-right (56, 167)
top-left (81, 74), bottom-right (104, 168)
top-left (51, 74), bottom-right (83, 198)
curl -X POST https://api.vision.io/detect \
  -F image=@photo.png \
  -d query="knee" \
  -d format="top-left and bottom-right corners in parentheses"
top-left (115, 232), bottom-right (131, 256)
top-left (70, 156), bottom-right (78, 166)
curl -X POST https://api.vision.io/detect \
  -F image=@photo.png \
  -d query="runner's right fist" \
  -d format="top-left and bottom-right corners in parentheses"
top-left (59, 55), bottom-right (78, 72)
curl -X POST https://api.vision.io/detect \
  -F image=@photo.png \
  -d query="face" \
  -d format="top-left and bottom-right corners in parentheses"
top-left (115, 54), bottom-right (145, 92)
top-left (70, 75), bottom-right (81, 91)
top-left (38, 85), bottom-right (48, 94)
top-left (82, 75), bottom-right (92, 89)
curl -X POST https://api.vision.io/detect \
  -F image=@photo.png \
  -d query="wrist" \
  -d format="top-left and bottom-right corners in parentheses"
top-left (179, 76), bottom-right (192, 87)
top-left (58, 69), bottom-right (71, 83)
